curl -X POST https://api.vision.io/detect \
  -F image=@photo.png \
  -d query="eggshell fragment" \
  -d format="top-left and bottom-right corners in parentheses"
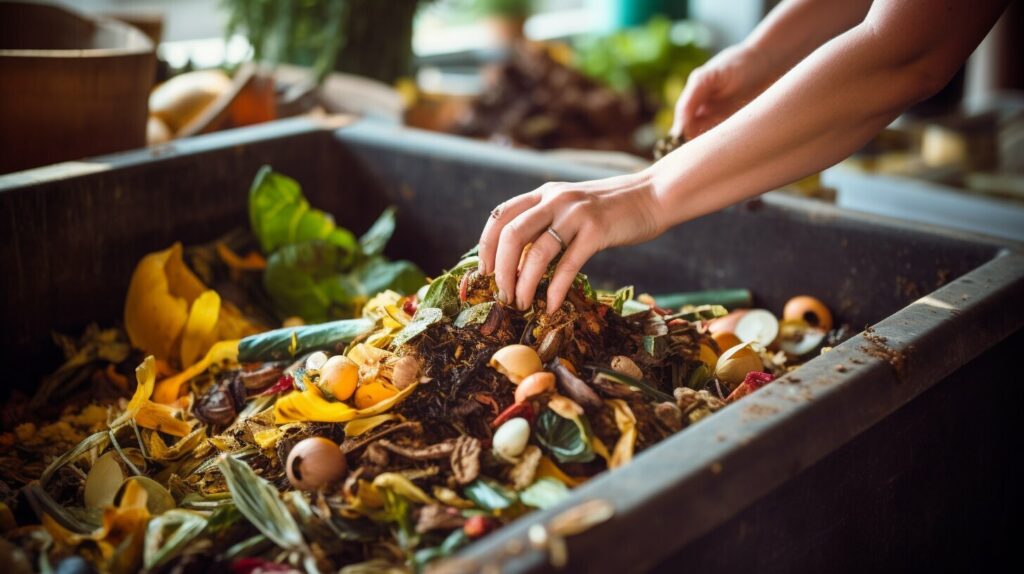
top-left (493, 417), bottom-right (530, 460)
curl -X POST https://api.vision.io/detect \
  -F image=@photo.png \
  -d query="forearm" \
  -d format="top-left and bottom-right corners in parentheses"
top-left (649, 0), bottom-right (1007, 229)
top-left (745, 0), bottom-right (873, 76)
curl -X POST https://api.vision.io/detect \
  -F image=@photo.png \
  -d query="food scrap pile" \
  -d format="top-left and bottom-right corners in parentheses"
top-left (0, 168), bottom-right (842, 574)
top-left (452, 42), bottom-right (653, 155)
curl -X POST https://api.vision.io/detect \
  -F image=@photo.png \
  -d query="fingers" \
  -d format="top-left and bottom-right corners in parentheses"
top-left (546, 228), bottom-right (599, 311)
top-left (671, 67), bottom-right (717, 139)
top-left (478, 192), bottom-right (540, 275)
top-left (514, 225), bottom-right (572, 311)
top-left (493, 203), bottom-right (554, 305)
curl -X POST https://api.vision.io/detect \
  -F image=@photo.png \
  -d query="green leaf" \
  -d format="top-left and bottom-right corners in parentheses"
top-left (463, 478), bottom-right (517, 512)
top-left (621, 299), bottom-right (650, 316)
top-left (590, 367), bottom-right (675, 402)
top-left (534, 410), bottom-right (595, 464)
top-left (238, 318), bottom-right (373, 362)
top-left (216, 455), bottom-right (307, 553)
top-left (392, 307), bottom-right (444, 348)
top-left (359, 207), bottom-right (397, 257)
top-left (264, 241), bottom-right (424, 322)
top-left (454, 302), bottom-right (494, 328)
top-left (520, 478), bottom-right (571, 510)
top-left (412, 530), bottom-right (469, 570)
top-left (670, 305), bottom-right (729, 322)
top-left (144, 510), bottom-right (208, 569)
top-left (597, 286), bottom-right (633, 315)
top-left (420, 273), bottom-right (460, 317)
top-left (248, 165), bottom-right (358, 260)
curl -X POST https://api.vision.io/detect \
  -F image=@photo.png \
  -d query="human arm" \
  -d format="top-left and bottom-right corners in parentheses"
top-left (673, 0), bottom-right (874, 140)
top-left (479, 0), bottom-right (1008, 312)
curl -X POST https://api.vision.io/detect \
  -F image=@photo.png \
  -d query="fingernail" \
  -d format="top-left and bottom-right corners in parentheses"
top-left (496, 290), bottom-right (508, 305)
top-left (517, 297), bottom-right (530, 312)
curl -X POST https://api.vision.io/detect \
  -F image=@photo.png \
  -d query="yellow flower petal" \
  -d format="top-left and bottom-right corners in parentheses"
top-left (606, 399), bottom-right (637, 469)
top-left (135, 401), bottom-right (193, 437)
top-left (153, 340), bottom-right (238, 404)
top-left (274, 382), bottom-right (417, 424)
top-left (111, 356), bottom-right (156, 428)
top-left (180, 290), bottom-right (221, 368)
top-left (124, 247), bottom-right (189, 360)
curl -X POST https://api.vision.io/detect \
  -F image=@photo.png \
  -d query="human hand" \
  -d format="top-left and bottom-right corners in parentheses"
top-left (671, 44), bottom-right (778, 141)
top-left (477, 170), bottom-right (665, 312)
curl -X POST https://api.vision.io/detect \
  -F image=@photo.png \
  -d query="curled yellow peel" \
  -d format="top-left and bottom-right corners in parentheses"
top-left (153, 340), bottom-right (239, 404)
top-left (124, 248), bottom-right (189, 360)
top-left (274, 382), bottom-right (417, 424)
top-left (180, 290), bottom-right (221, 368)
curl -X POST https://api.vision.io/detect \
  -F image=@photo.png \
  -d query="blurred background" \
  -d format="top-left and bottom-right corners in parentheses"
top-left (1, 0), bottom-right (1022, 239)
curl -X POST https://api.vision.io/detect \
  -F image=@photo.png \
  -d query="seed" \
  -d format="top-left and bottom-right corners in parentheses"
top-left (286, 437), bottom-right (347, 491)
top-left (610, 355), bottom-right (642, 379)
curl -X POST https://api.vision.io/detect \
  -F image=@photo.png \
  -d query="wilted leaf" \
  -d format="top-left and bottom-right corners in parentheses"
top-left (144, 509), bottom-right (208, 569)
top-left (216, 455), bottom-right (307, 553)
top-left (154, 340), bottom-right (239, 404)
top-left (391, 307), bottom-right (444, 347)
top-left (453, 302), bottom-right (494, 328)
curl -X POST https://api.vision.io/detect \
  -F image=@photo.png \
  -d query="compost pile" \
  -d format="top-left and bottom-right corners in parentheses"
top-left (0, 168), bottom-right (838, 574)
top-left (453, 42), bottom-right (653, 155)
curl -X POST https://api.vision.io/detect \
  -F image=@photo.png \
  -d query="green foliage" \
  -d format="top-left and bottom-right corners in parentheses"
top-left (534, 409), bottom-right (595, 464)
top-left (463, 478), bottom-right (518, 511)
top-left (249, 165), bottom-right (425, 323)
top-left (574, 16), bottom-right (709, 105)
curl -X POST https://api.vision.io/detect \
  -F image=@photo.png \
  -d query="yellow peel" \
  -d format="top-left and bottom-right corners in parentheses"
top-left (274, 382), bottom-right (418, 424)
top-left (153, 340), bottom-right (238, 404)
top-left (180, 290), bottom-right (221, 368)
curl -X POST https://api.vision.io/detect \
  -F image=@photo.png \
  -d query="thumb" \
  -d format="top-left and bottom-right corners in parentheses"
top-left (671, 69), bottom-right (716, 138)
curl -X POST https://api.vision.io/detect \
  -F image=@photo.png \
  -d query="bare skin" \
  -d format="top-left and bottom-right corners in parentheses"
top-left (477, 0), bottom-right (1008, 312)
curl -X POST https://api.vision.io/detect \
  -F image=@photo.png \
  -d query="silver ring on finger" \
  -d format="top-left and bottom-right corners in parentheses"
top-left (545, 226), bottom-right (566, 251)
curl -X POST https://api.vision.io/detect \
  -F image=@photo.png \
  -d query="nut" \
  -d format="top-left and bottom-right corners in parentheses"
top-left (390, 355), bottom-right (421, 390)
top-left (489, 344), bottom-right (543, 384)
top-left (286, 437), bottom-right (347, 491)
top-left (610, 355), bottom-right (642, 379)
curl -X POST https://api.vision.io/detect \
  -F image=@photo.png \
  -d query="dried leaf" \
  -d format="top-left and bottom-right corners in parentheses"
top-left (144, 509), bottom-right (208, 569)
top-left (216, 454), bottom-right (307, 553)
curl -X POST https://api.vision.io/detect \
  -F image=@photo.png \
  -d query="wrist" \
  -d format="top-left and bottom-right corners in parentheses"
top-left (639, 162), bottom-right (680, 235)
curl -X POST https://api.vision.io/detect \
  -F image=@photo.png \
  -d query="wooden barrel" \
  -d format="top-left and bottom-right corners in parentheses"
top-left (0, 2), bottom-right (156, 174)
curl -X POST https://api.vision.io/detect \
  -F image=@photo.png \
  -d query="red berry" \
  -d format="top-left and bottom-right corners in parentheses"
top-left (463, 515), bottom-right (493, 538)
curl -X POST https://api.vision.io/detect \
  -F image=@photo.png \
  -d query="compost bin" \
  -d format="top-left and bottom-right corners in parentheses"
top-left (1, 117), bottom-right (1021, 573)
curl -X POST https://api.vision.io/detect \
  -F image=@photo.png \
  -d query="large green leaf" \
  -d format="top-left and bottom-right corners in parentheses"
top-left (534, 409), bottom-right (595, 464)
top-left (264, 241), bottom-right (424, 322)
top-left (248, 165), bottom-right (358, 260)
